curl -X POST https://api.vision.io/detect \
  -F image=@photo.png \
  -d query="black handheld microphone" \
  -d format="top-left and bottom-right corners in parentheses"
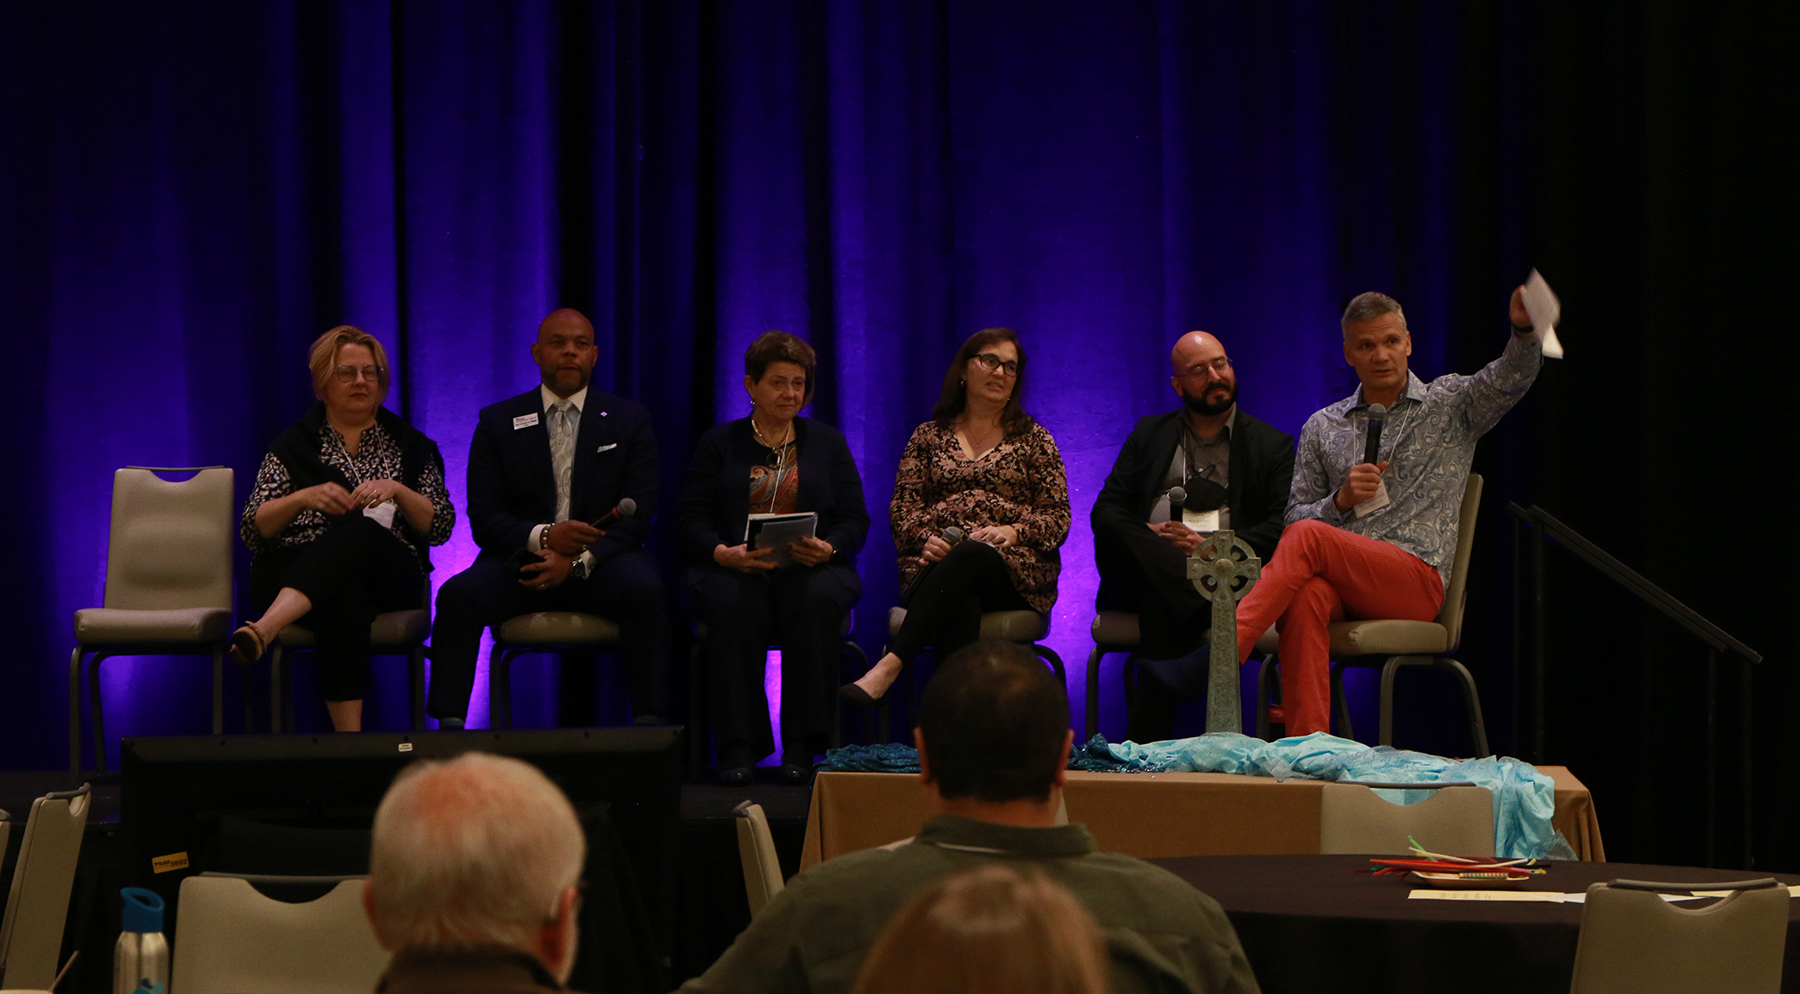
top-left (1362, 404), bottom-right (1387, 466)
top-left (589, 497), bottom-right (637, 529)
top-left (903, 527), bottom-right (967, 600)
top-left (1166, 486), bottom-right (1187, 522)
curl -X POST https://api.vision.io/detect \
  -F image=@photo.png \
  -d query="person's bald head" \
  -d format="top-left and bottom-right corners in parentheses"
top-left (365, 753), bottom-right (585, 979)
top-left (532, 308), bottom-right (599, 397)
top-left (1169, 330), bottom-right (1237, 417)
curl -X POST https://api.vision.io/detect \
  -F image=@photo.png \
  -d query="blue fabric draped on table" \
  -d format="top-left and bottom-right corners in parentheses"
top-left (822, 731), bottom-right (1575, 859)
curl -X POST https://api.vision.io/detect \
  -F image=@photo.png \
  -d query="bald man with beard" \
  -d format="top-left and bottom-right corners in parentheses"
top-left (1090, 332), bottom-right (1294, 743)
top-left (428, 308), bottom-right (668, 727)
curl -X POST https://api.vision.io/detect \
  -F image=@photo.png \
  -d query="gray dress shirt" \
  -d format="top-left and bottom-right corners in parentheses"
top-left (1287, 333), bottom-right (1542, 588)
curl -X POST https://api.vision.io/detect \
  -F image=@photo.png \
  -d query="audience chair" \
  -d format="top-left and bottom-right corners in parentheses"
top-left (1317, 781), bottom-right (1493, 856)
top-left (1084, 611), bottom-right (1278, 740)
top-left (172, 873), bottom-right (387, 994)
top-left (686, 616), bottom-right (866, 772)
top-left (1568, 877), bottom-right (1789, 994)
top-left (0, 784), bottom-right (90, 991)
top-left (1257, 473), bottom-right (1491, 756)
top-left (489, 611), bottom-right (621, 729)
top-left (732, 801), bottom-right (784, 919)
top-left (268, 579), bottom-right (432, 732)
top-left (874, 607), bottom-right (1067, 742)
top-left (69, 466), bottom-right (237, 781)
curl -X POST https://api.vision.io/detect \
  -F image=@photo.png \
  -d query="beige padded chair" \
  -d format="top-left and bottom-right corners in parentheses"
top-left (733, 801), bottom-right (784, 918)
top-left (1568, 877), bottom-right (1790, 994)
top-left (70, 466), bottom-right (237, 780)
top-left (489, 611), bottom-right (622, 728)
top-left (0, 785), bottom-right (90, 990)
top-left (1085, 611), bottom-right (1279, 739)
top-left (1318, 781), bottom-right (1494, 856)
top-left (1258, 473), bottom-right (1491, 756)
top-left (268, 580), bottom-right (432, 732)
top-left (172, 874), bottom-right (389, 994)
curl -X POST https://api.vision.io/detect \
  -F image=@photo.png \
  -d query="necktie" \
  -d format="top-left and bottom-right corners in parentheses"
top-left (550, 400), bottom-right (578, 522)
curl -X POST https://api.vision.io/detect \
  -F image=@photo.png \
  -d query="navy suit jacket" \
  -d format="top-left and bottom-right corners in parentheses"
top-left (466, 386), bottom-right (659, 569)
top-left (677, 417), bottom-right (869, 572)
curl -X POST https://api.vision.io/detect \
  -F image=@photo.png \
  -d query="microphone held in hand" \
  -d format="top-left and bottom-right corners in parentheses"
top-left (903, 526), bottom-right (967, 601)
top-left (1166, 486), bottom-right (1187, 522)
top-left (590, 497), bottom-right (637, 529)
top-left (1362, 404), bottom-right (1387, 466)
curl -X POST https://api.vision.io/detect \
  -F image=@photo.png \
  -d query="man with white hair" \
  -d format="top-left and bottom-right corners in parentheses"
top-left (363, 752), bottom-right (586, 992)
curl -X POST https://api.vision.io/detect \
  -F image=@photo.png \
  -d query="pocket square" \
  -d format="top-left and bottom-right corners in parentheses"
top-left (595, 442), bottom-right (619, 453)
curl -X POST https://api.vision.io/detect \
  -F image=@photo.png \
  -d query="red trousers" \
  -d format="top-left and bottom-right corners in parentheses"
top-left (1235, 519), bottom-right (1444, 736)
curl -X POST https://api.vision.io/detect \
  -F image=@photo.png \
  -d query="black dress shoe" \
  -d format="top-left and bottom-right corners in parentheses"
top-left (837, 682), bottom-right (884, 710)
top-left (719, 766), bottom-right (755, 787)
top-left (777, 762), bottom-right (812, 786)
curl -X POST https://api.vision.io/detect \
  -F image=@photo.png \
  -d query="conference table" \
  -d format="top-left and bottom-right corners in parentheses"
top-left (800, 766), bottom-right (1604, 869)
top-left (1152, 854), bottom-right (1800, 994)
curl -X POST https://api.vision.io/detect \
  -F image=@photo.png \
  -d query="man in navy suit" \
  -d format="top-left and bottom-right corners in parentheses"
top-left (428, 308), bottom-right (666, 727)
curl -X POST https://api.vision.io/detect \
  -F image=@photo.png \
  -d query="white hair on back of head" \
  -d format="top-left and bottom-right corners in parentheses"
top-left (368, 752), bottom-right (585, 951)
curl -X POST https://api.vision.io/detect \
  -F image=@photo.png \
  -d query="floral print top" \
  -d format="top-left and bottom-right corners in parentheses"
top-left (889, 420), bottom-right (1070, 614)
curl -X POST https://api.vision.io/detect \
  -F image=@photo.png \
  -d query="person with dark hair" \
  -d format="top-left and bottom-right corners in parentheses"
top-left (231, 326), bottom-right (453, 732)
top-left (841, 328), bottom-right (1071, 707)
top-left (679, 331), bottom-right (869, 785)
top-left (428, 308), bottom-right (667, 728)
top-left (678, 639), bottom-right (1261, 994)
top-left (850, 866), bottom-right (1107, 994)
top-left (1142, 288), bottom-right (1543, 736)
top-left (1091, 330), bottom-right (1295, 742)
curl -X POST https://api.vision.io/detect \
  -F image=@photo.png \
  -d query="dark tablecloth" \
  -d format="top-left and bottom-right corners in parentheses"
top-left (1152, 854), bottom-right (1800, 994)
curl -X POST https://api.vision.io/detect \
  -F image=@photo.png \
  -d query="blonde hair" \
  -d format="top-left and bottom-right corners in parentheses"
top-left (367, 753), bottom-right (585, 951)
top-left (851, 866), bottom-right (1108, 994)
top-left (308, 325), bottom-right (392, 401)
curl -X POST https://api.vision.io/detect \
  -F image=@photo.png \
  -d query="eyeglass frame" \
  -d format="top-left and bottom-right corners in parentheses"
top-left (1175, 356), bottom-right (1232, 379)
top-left (331, 363), bottom-right (387, 384)
top-left (969, 352), bottom-right (1020, 377)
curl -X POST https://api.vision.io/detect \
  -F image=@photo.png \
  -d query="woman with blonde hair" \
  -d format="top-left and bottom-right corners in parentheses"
top-left (851, 865), bottom-right (1108, 994)
top-left (230, 326), bottom-right (453, 731)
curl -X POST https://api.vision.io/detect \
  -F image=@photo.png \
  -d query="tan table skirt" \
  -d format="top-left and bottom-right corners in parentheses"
top-left (800, 766), bottom-right (1603, 869)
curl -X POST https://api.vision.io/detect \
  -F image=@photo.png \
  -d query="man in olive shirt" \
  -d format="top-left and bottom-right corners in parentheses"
top-left (679, 640), bottom-right (1261, 994)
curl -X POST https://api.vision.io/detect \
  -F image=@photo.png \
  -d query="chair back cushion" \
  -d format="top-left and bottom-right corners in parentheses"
top-left (1570, 882), bottom-right (1789, 994)
top-left (172, 876), bottom-right (389, 994)
top-left (106, 467), bottom-right (234, 611)
top-left (1318, 783), bottom-right (1493, 856)
top-left (0, 789), bottom-right (91, 990)
top-left (1437, 473), bottom-right (1484, 648)
top-left (734, 803), bottom-right (784, 919)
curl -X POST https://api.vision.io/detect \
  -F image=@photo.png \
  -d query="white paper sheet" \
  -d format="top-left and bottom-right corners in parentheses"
top-left (1522, 268), bottom-right (1564, 358)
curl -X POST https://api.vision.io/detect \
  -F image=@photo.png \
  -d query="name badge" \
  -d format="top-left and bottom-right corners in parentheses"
top-left (1353, 480), bottom-right (1391, 517)
top-left (1183, 508), bottom-right (1221, 533)
top-left (513, 412), bottom-right (540, 430)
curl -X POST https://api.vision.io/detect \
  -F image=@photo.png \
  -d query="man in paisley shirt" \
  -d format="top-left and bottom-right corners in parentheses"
top-left (1144, 288), bottom-right (1542, 737)
top-left (428, 309), bottom-right (667, 728)
top-left (1091, 331), bottom-right (1295, 742)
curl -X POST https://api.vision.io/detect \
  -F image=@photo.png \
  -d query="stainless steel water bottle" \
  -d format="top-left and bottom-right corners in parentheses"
top-left (113, 887), bottom-right (169, 994)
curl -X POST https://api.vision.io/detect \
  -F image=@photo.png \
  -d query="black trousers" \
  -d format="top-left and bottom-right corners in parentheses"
top-left (249, 518), bottom-right (424, 702)
top-left (892, 540), bottom-right (1031, 665)
top-left (1093, 515), bottom-right (1209, 742)
top-left (691, 562), bottom-right (860, 766)
top-left (428, 550), bottom-right (668, 721)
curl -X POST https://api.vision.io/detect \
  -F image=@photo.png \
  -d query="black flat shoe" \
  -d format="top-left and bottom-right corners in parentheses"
top-left (837, 682), bottom-right (885, 710)
top-left (719, 766), bottom-right (755, 787)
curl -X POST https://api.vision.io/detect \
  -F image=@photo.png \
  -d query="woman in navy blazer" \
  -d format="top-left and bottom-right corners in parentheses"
top-left (679, 332), bottom-right (869, 785)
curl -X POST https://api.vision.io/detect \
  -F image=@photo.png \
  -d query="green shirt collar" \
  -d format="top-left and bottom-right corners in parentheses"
top-left (916, 814), bottom-right (1097, 858)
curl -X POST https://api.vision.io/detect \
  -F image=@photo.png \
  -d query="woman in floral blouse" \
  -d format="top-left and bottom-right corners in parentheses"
top-left (231, 326), bottom-right (454, 731)
top-left (841, 327), bottom-right (1070, 707)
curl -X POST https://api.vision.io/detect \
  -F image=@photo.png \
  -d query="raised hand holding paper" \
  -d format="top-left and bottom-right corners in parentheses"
top-left (1523, 268), bottom-right (1564, 358)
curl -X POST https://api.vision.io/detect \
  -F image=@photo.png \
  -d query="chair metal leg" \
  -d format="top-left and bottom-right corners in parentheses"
top-left (492, 648), bottom-right (519, 729)
top-left (69, 645), bottom-right (86, 784)
top-left (211, 646), bottom-right (225, 735)
top-left (89, 651), bottom-right (110, 773)
top-left (687, 639), bottom-right (706, 773)
top-left (1033, 644), bottom-right (1067, 691)
top-left (235, 645), bottom-right (253, 734)
top-left (410, 646), bottom-right (427, 732)
top-left (1331, 662), bottom-right (1356, 742)
top-left (1084, 646), bottom-right (1105, 740)
top-left (1438, 657), bottom-right (1491, 757)
top-left (270, 643), bottom-right (286, 733)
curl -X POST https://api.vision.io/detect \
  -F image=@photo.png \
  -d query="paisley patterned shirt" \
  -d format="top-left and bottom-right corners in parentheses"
top-left (890, 420), bottom-right (1071, 614)
top-left (1288, 333), bottom-right (1542, 588)
top-left (240, 422), bottom-right (455, 562)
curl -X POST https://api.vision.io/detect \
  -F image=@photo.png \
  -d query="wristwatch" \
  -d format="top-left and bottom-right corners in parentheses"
top-left (569, 556), bottom-right (590, 581)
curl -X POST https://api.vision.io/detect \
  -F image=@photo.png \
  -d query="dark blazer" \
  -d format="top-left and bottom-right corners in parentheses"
top-left (678, 417), bottom-right (869, 572)
top-left (466, 386), bottom-right (658, 569)
top-left (1091, 406), bottom-right (1295, 609)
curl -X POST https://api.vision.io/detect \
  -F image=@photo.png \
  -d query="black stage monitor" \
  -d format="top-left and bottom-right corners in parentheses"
top-left (120, 726), bottom-right (682, 990)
